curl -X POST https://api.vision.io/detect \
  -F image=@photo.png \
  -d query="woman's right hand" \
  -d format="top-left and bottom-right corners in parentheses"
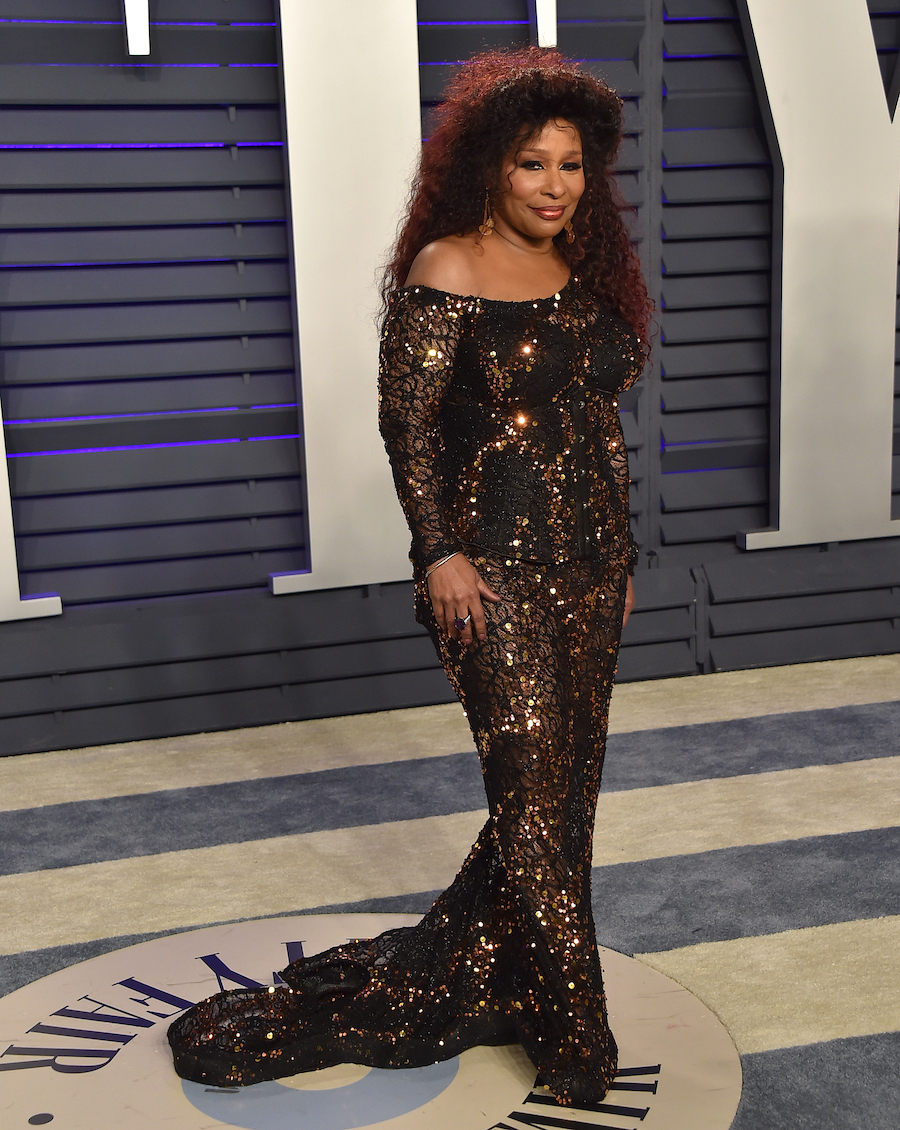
top-left (427, 553), bottom-right (501, 644)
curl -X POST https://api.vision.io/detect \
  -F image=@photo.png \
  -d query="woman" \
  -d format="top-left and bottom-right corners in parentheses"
top-left (169, 47), bottom-right (650, 1107)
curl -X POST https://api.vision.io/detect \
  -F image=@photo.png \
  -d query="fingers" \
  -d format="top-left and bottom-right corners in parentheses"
top-left (427, 555), bottom-right (495, 644)
top-left (477, 577), bottom-right (502, 603)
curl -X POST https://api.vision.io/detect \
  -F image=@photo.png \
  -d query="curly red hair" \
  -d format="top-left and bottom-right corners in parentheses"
top-left (382, 46), bottom-right (651, 344)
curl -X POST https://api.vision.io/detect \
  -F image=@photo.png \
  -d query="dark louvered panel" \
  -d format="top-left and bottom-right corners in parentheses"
top-left (557, 0), bottom-right (650, 571)
top-left (0, 148), bottom-right (285, 190)
top-left (658, 0), bottom-right (771, 549)
top-left (868, 1), bottom-right (900, 98)
top-left (0, 107), bottom-right (282, 145)
top-left (6, 405), bottom-right (297, 453)
top-left (0, 1), bottom-right (274, 19)
top-left (21, 549), bottom-right (306, 604)
top-left (17, 514), bottom-right (304, 570)
top-left (417, 1), bottom-right (530, 128)
top-left (2, 336), bottom-right (294, 384)
top-left (0, 225), bottom-right (287, 265)
top-left (9, 439), bottom-right (301, 497)
top-left (0, 581), bottom-right (453, 753)
top-left (418, 21), bottom-right (530, 62)
top-left (3, 371), bottom-right (295, 418)
top-left (0, 665), bottom-right (456, 756)
top-left (1, 299), bottom-right (292, 347)
top-left (0, 2), bottom-right (306, 607)
top-left (661, 466), bottom-right (767, 510)
top-left (14, 478), bottom-right (303, 534)
top-left (0, 634), bottom-right (441, 720)
top-left (0, 262), bottom-right (290, 305)
top-left (0, 188), bottom-right (285, 228)
top-left (618, 567), bottom-right (700, 679)
top-left (0, 580), bottom-right (425, 681)
top-left (701, 541), bottom-right (900, 670)
top-left (0, 65), bottom-right (280, 105)
top-left (0, 25), bottom-right (277, 66)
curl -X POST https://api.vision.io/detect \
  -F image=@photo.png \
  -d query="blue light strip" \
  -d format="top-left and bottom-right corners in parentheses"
top-left (0, 247), bottom-right (283, 269)
top-left (8, 435), bottom-right (301, 459)
top-left (0, 142), bottom-right (282, 151)
top-left (418, 21), bottom-right (527, 27)
top-left (8, 437), bottom-right (241, 459)
top-left (0, 18), bottom-right (275, 26)
top-left (0, 18), bottom-right (120, 24)
top-left (4, 404), bottom-right (298, 426)
top-left (27, 63), bottom-right (277, 68)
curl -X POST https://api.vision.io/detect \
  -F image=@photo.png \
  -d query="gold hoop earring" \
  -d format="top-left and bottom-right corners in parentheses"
top-left (478, 189), bottom-right (494, 236)
top-left (564, 220), bottom-right (575, 245)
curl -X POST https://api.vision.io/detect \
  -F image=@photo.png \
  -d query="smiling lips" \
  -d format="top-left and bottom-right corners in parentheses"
top-left (531, 206), bottom-right (567, 220)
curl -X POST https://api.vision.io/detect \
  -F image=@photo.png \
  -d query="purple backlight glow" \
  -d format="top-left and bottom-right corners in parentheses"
top-left (8, 437), bottom-right (240, 459)
top-left (0, 18), bottom-right (275, 27)
top-left (0, 142), bottom-right (282, 151)
top-left (0, 18), bottom-right (120, 24)
top-left (5, 404), bottom-right (298, 426)
top-left (418, 21), bottom-right (527, 27)
top-left (30, 64), bottom-right (277, 69)
top-left (7, 434), bottom-right (300, 459)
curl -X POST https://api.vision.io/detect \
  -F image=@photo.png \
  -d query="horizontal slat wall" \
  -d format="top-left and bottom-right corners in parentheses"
top-left (0, 584), bottom-right (451, 755)
top-left (0, 1), bottom-right (897, 758)
top-left (657, 0), bottom-right (772, 562)
top-left (698, 540), bottom-right (900, 671)
top-left (0, 0), bottom-right (308, 610)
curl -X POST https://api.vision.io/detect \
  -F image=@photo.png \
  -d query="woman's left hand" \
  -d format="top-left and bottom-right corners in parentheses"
top-left (622, 575), bottom-right (635, 627)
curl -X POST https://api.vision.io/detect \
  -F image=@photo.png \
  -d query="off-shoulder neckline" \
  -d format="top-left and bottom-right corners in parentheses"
top-left (397, 279), bottom-right (573, 305)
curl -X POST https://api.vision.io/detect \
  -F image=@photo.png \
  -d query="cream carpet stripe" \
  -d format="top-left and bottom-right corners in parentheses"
top-left (591, 755), bottom-right (900, 867)
top-left (2, 756), bottom-right (896, 957)
top-left (0, 705), bottom-right (474, 813)
top-left (1, 655), bottom-right (897, 812)
top-left (0, 811), bottom-right (488, 956)
top-left (636, 916), bottom-right (900, 1053)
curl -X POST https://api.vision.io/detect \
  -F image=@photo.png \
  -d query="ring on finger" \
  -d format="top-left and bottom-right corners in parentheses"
top-left (453, 615), bottom-right (471, 632)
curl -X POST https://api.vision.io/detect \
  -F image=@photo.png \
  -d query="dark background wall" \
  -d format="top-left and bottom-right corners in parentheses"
top-left (0, 0), bottom-right (897, 756)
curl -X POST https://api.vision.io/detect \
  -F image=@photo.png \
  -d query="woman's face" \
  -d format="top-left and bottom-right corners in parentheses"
top-left (491, 118), bottom-right (585, 244)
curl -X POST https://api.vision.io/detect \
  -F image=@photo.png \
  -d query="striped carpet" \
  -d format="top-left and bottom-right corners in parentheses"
top-left (1, 654), bottom-right (898, 1129)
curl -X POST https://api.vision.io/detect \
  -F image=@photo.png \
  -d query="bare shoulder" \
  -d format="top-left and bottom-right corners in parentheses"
top-left (404, 235), bottom-right (482, 294)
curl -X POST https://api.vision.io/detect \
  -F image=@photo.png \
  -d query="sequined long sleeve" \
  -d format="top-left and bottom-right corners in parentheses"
top-left (608, 392), bottom-right (640, 576)
top-left (378, 289), bottom-right (466, 571)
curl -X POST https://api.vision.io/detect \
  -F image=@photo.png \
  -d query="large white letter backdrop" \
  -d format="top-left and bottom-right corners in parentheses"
top-left (739, 0), bottom-right (900, 548)
top-left (1, 4), bottom-right (897, 622)
top-left (271, 0), bottom-right (422, 594)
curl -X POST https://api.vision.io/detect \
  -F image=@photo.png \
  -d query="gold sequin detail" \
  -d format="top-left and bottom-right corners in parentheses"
top-left (168, 282), bottom-right (636, 1109)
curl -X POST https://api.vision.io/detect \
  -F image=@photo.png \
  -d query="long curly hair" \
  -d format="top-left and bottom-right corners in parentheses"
top-left (382, 47), bottom-right (651, 344)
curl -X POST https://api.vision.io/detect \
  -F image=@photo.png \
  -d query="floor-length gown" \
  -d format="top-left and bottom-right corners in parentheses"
top-left (168, 281), bottom-right (643, 1106)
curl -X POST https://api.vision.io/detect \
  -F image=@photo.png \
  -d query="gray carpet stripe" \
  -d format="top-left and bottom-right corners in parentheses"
top-left (4, 827), bottom-right (895, 999)
top-left (591, 826), bottom-right (900, 956)
top-left (730, 1032), bottom-right (900, 1130)
top-left (602, 700), bottom-right (900, 791)
top-left (0, 751), bottom-right (484, 877)
top-left (4, 701), bottom-right (898, 877)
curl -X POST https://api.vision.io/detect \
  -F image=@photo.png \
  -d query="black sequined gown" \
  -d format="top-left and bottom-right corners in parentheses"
top-left (168, 281), bottom-right (643, 1106)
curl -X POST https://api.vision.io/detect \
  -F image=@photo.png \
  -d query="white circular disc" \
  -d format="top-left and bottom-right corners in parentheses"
top-left (0, 914), bottom-right (741, 1129)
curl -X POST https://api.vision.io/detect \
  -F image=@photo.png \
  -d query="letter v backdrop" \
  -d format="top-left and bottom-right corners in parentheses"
top-left (0, 0), bottom-right (897, 756)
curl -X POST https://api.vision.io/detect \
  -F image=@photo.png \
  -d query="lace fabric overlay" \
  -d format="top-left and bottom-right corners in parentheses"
top-left (168, 283), bottom-right (636, 1106)
top-left (377, 282), bottom-right (642, 573)
top-left (168, 554), bottom-right (626, 1105)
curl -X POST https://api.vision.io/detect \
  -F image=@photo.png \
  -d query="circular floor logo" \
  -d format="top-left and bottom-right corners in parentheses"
top-left (0, 914), bottom-right (741, 1129)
